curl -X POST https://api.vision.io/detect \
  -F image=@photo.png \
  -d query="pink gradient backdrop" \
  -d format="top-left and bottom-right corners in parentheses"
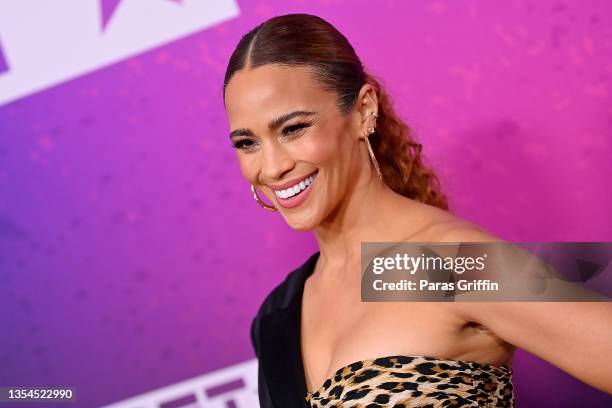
top-left (0, 0), bottom-right (610, 406)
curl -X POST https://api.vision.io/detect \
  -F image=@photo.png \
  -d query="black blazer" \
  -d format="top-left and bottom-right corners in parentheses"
top-left (250, 252), bottom-right (320, 408)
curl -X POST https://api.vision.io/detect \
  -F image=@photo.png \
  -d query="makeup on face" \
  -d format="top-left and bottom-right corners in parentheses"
top-left (267, 170), bottom-right (319, 209)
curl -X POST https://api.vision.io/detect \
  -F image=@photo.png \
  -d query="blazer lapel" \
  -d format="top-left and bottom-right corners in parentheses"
top-left (259, 305), bottom-right (310, 407)
top-left (257, 252), bottom-right (319, 407)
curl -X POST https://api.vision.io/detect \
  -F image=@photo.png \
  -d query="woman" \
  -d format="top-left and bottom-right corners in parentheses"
top-left (222, 13), bottom-right (612, 407)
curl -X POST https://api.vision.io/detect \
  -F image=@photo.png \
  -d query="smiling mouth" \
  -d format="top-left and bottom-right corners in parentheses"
top-left (273, 170), bottom-right (318, 200)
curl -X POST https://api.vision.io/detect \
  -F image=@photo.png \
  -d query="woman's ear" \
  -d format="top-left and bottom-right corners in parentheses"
top-left (356, 83), bottom-right (379, 139)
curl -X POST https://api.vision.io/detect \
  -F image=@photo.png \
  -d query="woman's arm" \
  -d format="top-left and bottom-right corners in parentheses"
top-left (462, 300), bottom-right (612, 394)
top-left (443, 227), bottom-right (612, 395)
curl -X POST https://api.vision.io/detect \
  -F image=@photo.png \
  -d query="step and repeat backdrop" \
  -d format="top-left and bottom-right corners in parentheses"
top-left (0, 0), bottom-right (610, 407)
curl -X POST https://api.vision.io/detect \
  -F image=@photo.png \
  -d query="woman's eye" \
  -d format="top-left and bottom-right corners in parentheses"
top-left (282, 123), bottom-right (310, 136)
top-left (232, 139), bottom-right (256, 150)
top-left (231, 122), bottom-right (312, 151)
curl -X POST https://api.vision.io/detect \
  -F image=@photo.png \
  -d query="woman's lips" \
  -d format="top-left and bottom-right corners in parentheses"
top-left (273, 171), bottom-right (318, 209)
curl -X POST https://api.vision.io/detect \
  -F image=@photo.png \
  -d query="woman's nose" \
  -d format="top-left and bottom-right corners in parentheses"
top-left (260, 142), bottom-right (293, 182)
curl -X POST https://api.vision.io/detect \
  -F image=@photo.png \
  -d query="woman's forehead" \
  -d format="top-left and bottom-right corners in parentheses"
top-left (225, 65), bottom-right (329, 123)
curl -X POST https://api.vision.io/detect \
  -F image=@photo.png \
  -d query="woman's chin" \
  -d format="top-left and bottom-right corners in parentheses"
top-left (281, 213), bottom-right (318, 232)
top-left (286, 221), bottom-right (315, 232)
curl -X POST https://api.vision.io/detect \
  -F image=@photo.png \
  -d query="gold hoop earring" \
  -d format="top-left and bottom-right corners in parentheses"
top-left (364, 135), bottom-right (383, 181)
top-left (250, 184), bottom-right (277, 212)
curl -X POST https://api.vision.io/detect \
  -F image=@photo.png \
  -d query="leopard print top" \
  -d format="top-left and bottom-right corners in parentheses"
top-left (304, 355), bottom-right (514, 407)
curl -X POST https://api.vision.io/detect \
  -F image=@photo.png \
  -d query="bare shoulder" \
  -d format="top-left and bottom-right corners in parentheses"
top-left (402, 200), bottom-right (504, 243)
top-left (435, 222), bottom-right (505, 243)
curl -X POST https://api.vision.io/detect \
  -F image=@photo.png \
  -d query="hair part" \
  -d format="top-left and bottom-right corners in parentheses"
top-left (223, 13), bottom-right (449, 211)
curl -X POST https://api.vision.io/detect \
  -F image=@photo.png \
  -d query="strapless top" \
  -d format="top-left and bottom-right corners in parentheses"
top-left (304, 354), bottom-right (514, 407)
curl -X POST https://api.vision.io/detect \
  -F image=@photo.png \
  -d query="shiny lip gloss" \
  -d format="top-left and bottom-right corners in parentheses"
top-left (271, 170), bottom-right (318, 209)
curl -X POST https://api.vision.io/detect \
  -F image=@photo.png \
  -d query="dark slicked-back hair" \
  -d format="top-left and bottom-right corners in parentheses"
top-left (223, 13), bottom-right (448, 210)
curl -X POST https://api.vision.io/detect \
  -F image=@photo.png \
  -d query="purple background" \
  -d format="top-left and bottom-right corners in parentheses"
top-left (1, 0), bottom-right (611, 407)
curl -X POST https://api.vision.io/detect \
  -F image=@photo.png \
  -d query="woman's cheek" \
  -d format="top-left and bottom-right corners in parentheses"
top-left (299, 131), bottom-right (341, 164)
top-left (237, 156), bottom-right (258, 183)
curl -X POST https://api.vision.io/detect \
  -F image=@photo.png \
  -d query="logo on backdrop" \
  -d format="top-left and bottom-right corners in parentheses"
top-left (100, 358), bottom-right (259, 408)
top-left (0, 0), bottom-right (239, 106)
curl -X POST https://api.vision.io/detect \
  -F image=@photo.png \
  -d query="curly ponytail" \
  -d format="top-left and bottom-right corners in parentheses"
top-left (366, 74), bottom-right (449, 210)
top-left (223, 13), bottom-right (449, 211)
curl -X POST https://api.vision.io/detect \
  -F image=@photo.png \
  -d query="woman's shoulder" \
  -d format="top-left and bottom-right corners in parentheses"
top-left (399, 200), bottom-right (504, 243)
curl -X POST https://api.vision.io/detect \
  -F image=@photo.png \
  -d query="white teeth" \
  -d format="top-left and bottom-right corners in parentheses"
top-left (274, 172), bottom-right (318, 199)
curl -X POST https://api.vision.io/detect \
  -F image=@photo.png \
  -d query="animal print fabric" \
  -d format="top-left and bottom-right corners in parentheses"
top-left (305, 355), bottom-right (514, 407)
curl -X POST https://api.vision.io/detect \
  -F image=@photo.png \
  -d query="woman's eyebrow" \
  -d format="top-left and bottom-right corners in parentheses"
top-left (229, 110), bottom-right (317, 138)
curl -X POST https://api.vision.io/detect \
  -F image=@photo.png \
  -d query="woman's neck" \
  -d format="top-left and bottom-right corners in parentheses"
top-left (312, 174), bottom-right (419, 283)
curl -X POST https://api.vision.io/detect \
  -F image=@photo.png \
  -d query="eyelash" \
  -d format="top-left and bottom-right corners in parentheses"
top-left (282, 123), bottom-right (309, 136)
top-left (232, 122), bottom-right (312, 151)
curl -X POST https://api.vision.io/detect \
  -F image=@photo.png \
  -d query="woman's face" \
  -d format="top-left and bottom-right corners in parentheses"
top-left (224, 64), bottom-right (368, 231)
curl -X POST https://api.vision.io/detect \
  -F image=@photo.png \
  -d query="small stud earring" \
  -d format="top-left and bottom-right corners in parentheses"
top-left (367, 111), bottom-right (378, 134)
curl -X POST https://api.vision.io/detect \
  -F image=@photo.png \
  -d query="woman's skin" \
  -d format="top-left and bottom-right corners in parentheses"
top-left (224, 64), bottom-right (612, 395)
